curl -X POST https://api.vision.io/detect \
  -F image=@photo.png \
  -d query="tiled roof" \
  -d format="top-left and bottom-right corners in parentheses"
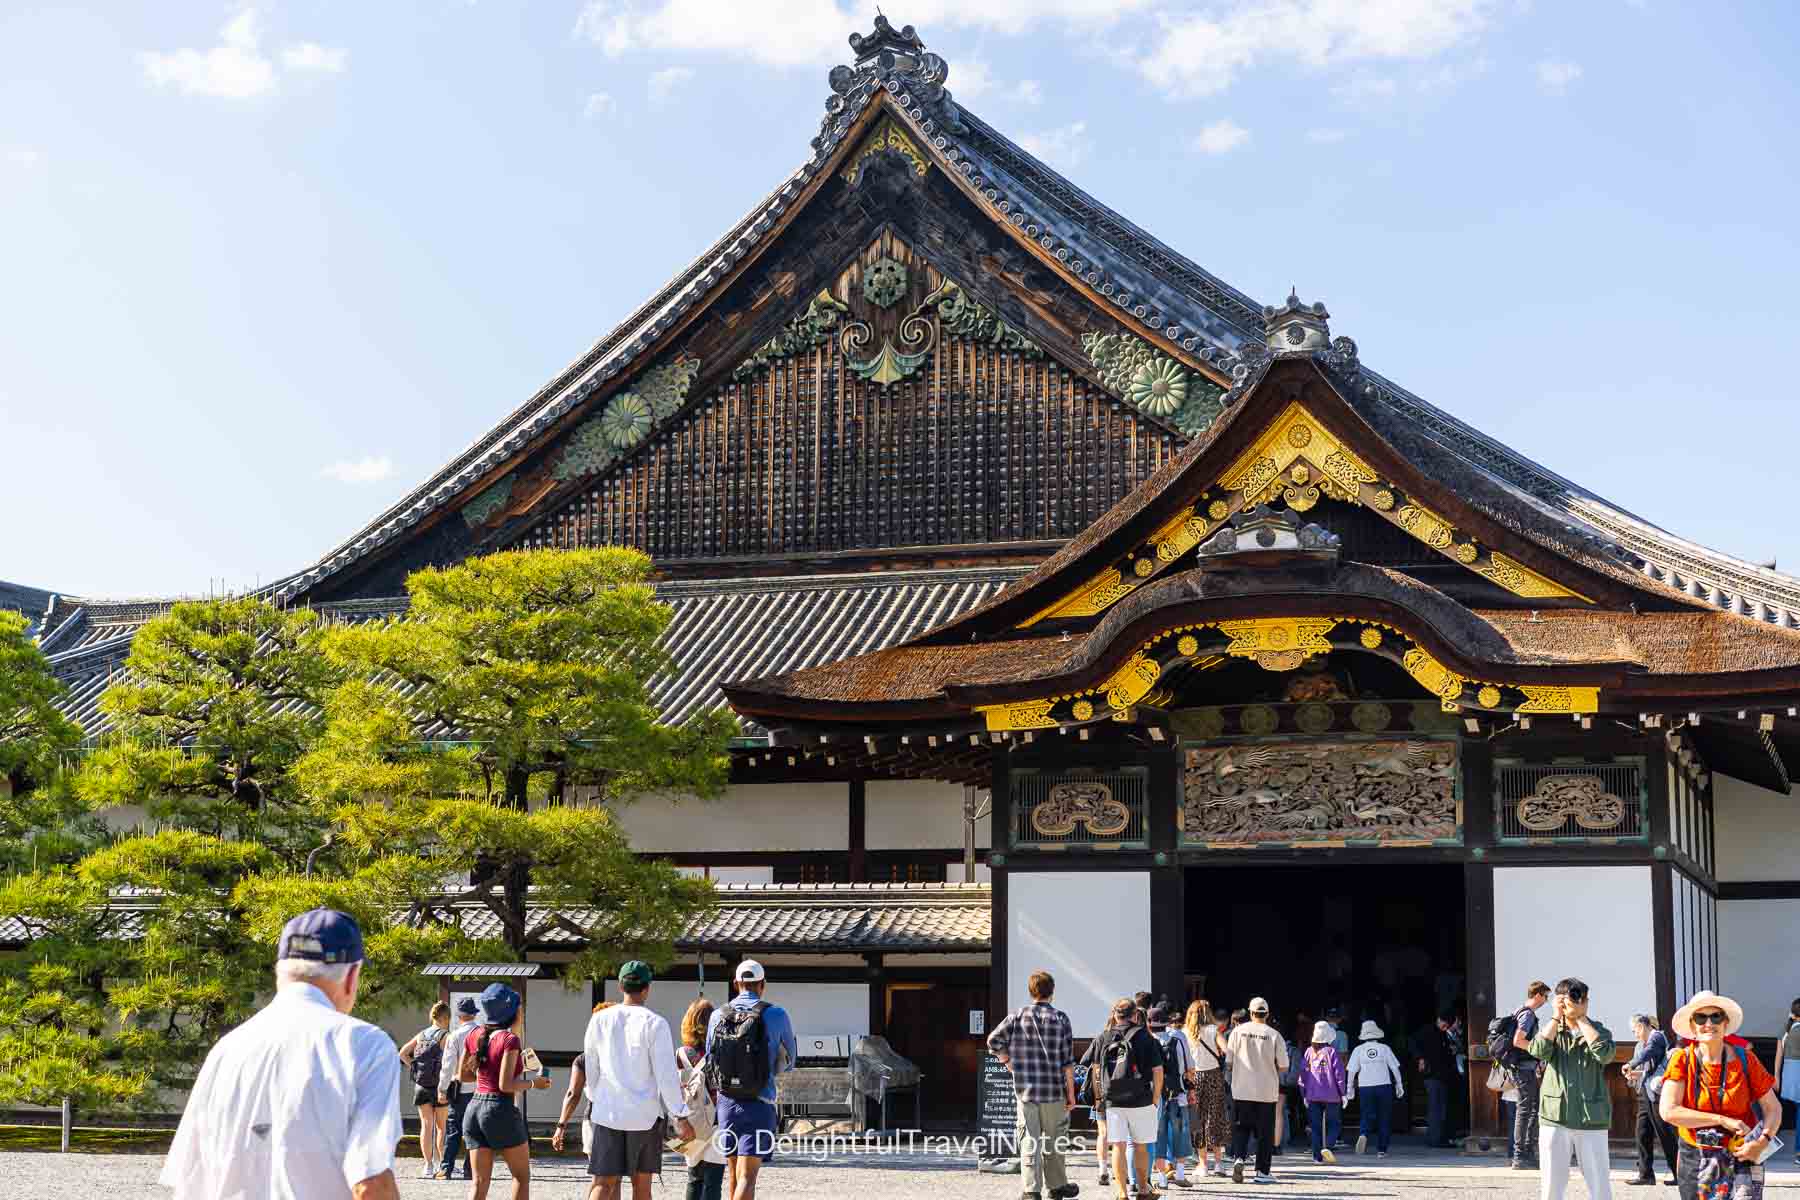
top-left (680, 881), bottom-right (990, 952)
top-left (42, 568), bottom-right (1024, 741)
top-left (0, 884), bottom-right (992, 955)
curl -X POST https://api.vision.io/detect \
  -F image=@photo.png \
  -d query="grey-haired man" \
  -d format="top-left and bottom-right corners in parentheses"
top-left (161, 908), bottom-right (402, 1200)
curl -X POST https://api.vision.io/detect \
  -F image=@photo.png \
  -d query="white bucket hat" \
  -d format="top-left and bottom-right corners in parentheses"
top-left (1311, 1020), bottom-right (1335, 1045)
top-left (1670, 990), bottom-right (1744, 1040)
top-left (1358, 1019), bottom-right (1385, 1041)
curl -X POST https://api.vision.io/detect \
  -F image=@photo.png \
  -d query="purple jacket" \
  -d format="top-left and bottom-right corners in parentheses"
top-left (1299, 1045), bottom-right (1347, 1103)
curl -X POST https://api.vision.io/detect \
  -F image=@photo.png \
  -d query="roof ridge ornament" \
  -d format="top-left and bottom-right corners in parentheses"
top-left (818, 15), bottom-right (964, 155)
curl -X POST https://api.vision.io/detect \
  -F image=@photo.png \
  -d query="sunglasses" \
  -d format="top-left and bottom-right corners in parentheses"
top-left (1691, 1011), bottom-right (1729, 1026)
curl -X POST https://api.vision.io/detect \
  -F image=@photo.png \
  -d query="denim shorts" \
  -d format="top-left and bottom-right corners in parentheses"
top-left (462, 1093), bottom-right (528, 1151)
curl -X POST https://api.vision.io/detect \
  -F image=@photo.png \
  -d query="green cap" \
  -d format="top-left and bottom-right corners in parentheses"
top-left (619, 960), bottom-right (654, 987)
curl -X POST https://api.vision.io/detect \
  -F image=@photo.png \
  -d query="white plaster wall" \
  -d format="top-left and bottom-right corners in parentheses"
top-left (525, 980), bottom-right (594, 1054)
top-left (607, 783), bottom-right (849, 852)
top-left (948, 862), bottom-right (992, 883)
top-left (768, 983), bottom-right (869, 1036)
top-left (1008, 871), bottom-right (1151, 1035)
top-left (603, 979), bottom-right (730, 1034)
top-left (1712, 776), bottom-right (1800, 882)
top-left (865, 781), bottom-right (990, 850)
top-left (616, 981), bottom-right (869, 1037)
top-left (1493, 866), bottom-right (1655, 1033)
top-left (1720, 899), bottom-right (1800, 1036)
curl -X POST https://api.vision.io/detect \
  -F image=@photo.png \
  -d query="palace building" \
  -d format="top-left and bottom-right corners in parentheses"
top-left (14, 16), bottom-right (1800, 1135)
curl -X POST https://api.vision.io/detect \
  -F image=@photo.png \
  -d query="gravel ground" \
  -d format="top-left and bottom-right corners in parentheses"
top-left (4, 1144), bottom-right (1796, 1199)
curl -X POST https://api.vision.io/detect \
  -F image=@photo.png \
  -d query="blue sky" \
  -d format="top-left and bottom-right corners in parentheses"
top-left (3, 1), bottom-right (1799, 598)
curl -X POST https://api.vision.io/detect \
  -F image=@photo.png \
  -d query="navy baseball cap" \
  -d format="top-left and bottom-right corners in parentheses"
top-left (277, 908), bottom-right (364, 964)
top-left (477, 983), bottom-right (521, 1026)
top-left (456, 996), bottom-right (479, 1016)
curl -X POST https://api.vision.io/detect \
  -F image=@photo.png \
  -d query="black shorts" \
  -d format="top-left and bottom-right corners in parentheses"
top-left (462, 1094), bottom-right (528, 1151)
top-left (413, 1085), bottom-right (443, 1108)
top-left (588, 1120), bottom-right (665, 1178)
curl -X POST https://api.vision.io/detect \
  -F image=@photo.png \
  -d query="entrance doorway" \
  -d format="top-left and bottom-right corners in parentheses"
top-left (1183, 862), bottom-right (1466, 1137)
top-left (882, 978), bottom-right (987, 1129)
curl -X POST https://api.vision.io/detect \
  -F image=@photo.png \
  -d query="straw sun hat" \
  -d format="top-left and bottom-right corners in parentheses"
top-left (1670, 990), bottom-right (1745, 1040)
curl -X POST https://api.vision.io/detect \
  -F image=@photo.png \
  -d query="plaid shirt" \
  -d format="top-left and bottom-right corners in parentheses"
top-left (987, 1002), bottom-right (1075, 1104)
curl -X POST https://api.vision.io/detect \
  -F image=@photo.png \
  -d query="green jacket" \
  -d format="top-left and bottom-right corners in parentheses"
top-left (1528, 1019), bottom-right (1616, 1130)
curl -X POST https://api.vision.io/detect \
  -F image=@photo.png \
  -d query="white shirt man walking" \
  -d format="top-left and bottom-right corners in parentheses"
top-left (1226, 997), bottom-right (1289, 1184)
top-left (160, 908), bottom-right (403, 1200)
top-left (436, 994), bottom-right (480, 1181)
top-left (583, 960), bottom-right (695, 1200)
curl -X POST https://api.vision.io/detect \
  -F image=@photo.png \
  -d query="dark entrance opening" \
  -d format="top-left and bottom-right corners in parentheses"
top-left (1183, 862), bottom-right (1467, 1136)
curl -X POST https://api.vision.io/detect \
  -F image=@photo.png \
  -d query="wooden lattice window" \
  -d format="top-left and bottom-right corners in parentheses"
top-left (1493, 757), bottom-right (1648, 843)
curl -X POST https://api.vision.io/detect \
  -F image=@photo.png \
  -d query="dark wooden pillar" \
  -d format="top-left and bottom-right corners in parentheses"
top-left (1461, 736), bottom-right (1500, 1140)
top-left (865, 952), bottom-right (886, 1037)
top-left (1652, 863), bottom-right (1677, 1020)
top-left (1647, 744), bottom-right (1678, 1020)
top-left (848, 778), bottom-right (867, 883)
top-left (1465, 861), bottom-right (1498, 1139)
top-left (1148, 747), bottom-right (1184, 1005)
top-left (989, 751), bottom-right (1010, 1023)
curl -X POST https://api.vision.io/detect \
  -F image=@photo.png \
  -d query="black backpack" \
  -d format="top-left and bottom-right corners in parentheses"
top-left (1485, 1010), bottom-right (1522, 1067)
top-left (1099, 1027), bottom-right (1153, 1108)
top-left (410, 1028), bottom-right (445, 1089)
top-left (709, 1001), bottom-right (772, 1101)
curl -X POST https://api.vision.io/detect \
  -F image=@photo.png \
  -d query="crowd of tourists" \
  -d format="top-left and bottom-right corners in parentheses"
top-left (146, 908), bottom-right (1800, 1200)
top-left (157, 907), bottom-right (801, 1200)
top-left (987, 971), bottom-right (1800, 1200)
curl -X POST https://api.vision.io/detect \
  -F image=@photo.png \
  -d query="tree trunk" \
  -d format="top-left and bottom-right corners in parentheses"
top-left (503, 767), bottom-right (532, 960)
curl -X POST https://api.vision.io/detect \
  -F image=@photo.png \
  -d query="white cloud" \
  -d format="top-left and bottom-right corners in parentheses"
top-left (573, 0), bottom-right (1151, 69)
top-left (1140, 0), bottom-right (1495, 99)
top-left (141, 10), bottom-right (277, 98)
top-left (1305, 127), bottom-right (1349, 143)
top-left (320, 456), bottom-right (395, 484)
top-left (5, 147), bottom-right (43, 168)
top-left (583, 91), bottom-right (617, 119)
top-left (1191, 118), bottom-right (1250, 155)
top-left (647, 65), bottom-right (693, 103)
top-left (1018, 121), bottom-right (1090, 169)
top-left (281, 42), bottom-right (348, 73)
top-left (1535, 58), bottom-right (1582, 94)
top-left (141, 10), bottom-right (346, 99)
top-left (950, 59), bottom-right (1043, 106)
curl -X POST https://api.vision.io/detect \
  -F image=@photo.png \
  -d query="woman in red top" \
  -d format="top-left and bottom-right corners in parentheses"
top-left (462, 983), bottom-right (552, 1200)
top-left (1658, 990), bottom-right (1781, 1200)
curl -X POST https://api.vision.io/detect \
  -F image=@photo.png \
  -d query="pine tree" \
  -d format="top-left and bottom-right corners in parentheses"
top-left (299, 547), bottom-right (733, 976)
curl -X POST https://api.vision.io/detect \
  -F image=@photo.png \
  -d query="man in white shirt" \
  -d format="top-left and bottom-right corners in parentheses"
top-left (1226, 996), bottom-right (1290, 1183)
top-left (160, 908), bottom-right (402, 1200)
top-left (436, 995), bottom-right (479, 1180)
top-left (584, 960), bottom-right (695, 1200)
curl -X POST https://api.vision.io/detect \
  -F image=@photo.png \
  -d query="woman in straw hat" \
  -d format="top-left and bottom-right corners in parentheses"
top-left (1658, 990), bottom-right (1782, 1200)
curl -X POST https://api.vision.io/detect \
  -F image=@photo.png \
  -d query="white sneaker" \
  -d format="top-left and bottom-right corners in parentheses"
top-left (1355, 1135), bottom-right (1368, 1155)
top-left (1253, 1173), bottom-right (1275, 1183)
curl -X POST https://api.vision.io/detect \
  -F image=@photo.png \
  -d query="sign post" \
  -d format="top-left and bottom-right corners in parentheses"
top-left (976, 1052), bottom-right (1019, 1165)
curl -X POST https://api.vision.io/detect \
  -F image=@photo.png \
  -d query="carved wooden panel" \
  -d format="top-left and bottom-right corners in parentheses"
top-left (1493, 757), bottom-right (1646, 842)
top-left (1010, 766), bottom-right (1148, 849)
top-left (1182, 740), bottom-right (1460, 847)
top-left (512, 233), bottom-right (1183, 563)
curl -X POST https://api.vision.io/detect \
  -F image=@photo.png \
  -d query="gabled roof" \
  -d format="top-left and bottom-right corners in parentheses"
top-left (262, 15), bottom-right (1800, 638)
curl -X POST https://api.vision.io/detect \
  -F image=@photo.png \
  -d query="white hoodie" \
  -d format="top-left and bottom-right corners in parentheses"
top-left (1344, 1040), bottom-right (1405, 1098)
